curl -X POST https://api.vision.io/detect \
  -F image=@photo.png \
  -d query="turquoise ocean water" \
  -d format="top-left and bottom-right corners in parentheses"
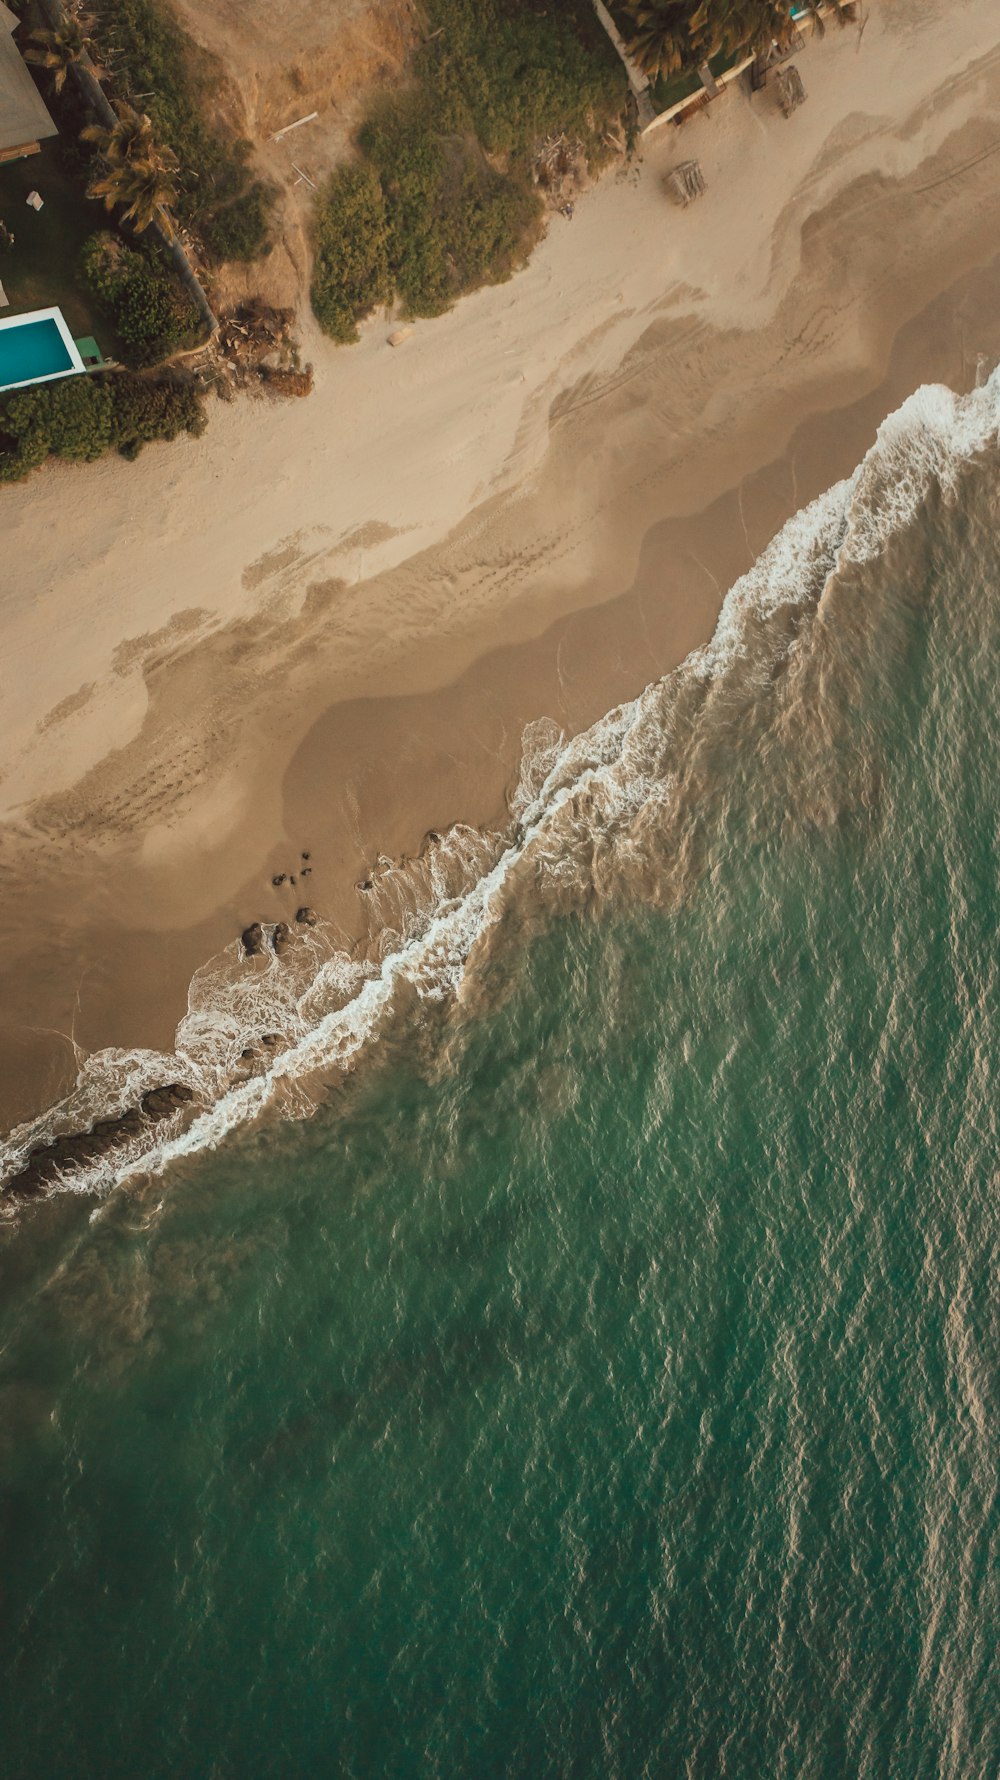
top-left (1, 379), bottom-right (998, 1776)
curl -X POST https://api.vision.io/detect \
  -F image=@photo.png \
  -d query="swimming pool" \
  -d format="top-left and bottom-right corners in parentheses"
top-left (0, 307), bottom-right (86, 394)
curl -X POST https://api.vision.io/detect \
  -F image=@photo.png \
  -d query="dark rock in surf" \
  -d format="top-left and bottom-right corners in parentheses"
top-left (295, 907), bottom-right (317, 926)
top-left (261, 1033), bottom-right (280, 1047)
top-left (242, 922), bottom-right (265, 957)
top-left (141, 1083), bottom-right (195, 1120)
top-left (272, 874), bottom-right (286, 887)
top-left (272, 922), bottom-right (292, 956)
top-left (301, 851), bottom-right (310, 861)
top-left (6, 1084), bottom-right (194, 1204)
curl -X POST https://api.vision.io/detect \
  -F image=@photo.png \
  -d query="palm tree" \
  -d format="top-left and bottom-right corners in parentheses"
top-left (87, 152), bottom-right (180, 236)
top-left (22, 12), bottom-right (103, 95)
top-left (623, 0), bottom-right (796, 79)
top-left (622, 3), bottom-right (693, 80)
top-left (82, 101), bottom-right (159, 166)
top-left (797, 0), bottom-right (859, 37)
top-left (689, 0), bottom-right (797, 62)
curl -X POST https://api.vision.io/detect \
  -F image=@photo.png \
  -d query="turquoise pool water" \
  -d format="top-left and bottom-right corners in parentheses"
top-left (0, 315), bottom-right (75, 392)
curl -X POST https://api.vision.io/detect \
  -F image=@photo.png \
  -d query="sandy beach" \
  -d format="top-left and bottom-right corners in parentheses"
top-left (2, 0), bottom-right (1000, 1140)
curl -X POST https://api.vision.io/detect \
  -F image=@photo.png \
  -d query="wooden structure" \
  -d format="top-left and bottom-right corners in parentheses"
top-left (666, 160), bottom-right (706, 207)
top-left (749, 27), bottom-right (806, 92)
top-left (776, 64), bottom-right (807, 117)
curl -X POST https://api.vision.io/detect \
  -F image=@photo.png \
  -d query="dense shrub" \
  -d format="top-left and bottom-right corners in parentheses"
top-left (0, 372), bottom-right (205, 480)
top-left (80, 233), bottom-right (200, 365)
top-left (3, 377), bottom-right (115, 463)
top-left (90, 0), bottom-right (274, 262)
top-left (361, 97), bottom-right (541, 319)
top-left (420, 0), bottom-right (625, 157)
top-left (108, 374), bottom-right (207, 458)
top-left (312, 0), bottom-right (624, 334)
top-left (311, 164), bottom-right (391, 343)
top-left (0, 423), bottom-right (52, 483)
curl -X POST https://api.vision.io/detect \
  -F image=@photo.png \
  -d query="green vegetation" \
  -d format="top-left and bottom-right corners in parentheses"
top-left (312, 0), bottom-right (625, 338)
top-left (80, 233), bottom-right (201, 365)
top-left (413, 0), bottom-right (625, 158)
top-left (21, 14), bottom-right (100, 94)
top-left (86, 150), bottom-right (180, 237)
top-left (89, 0), bottom-right (274, 261)
top-left (619, 1), bottom-right (796, 80)
top-left (0, 372), bottom-right (206, 480)
top-left (311, 164), bottom-right (391, 344)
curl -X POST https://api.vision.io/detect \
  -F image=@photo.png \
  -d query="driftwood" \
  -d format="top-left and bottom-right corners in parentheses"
top-left (532, 131), bottom-right (585, 196)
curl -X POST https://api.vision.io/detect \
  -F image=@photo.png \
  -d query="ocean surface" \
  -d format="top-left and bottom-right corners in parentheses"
top-left (1, 376), bottom-right (999, 1777)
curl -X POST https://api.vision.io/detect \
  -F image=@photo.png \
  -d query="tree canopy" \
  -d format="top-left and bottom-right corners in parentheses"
top-left (622, 0), bottom-right (797, 79)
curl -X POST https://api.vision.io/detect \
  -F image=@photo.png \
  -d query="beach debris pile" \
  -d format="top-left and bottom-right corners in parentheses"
top-left (532, 132), bottom-right (586, 210)
top-left (216, 300), bottom-right (313, 399)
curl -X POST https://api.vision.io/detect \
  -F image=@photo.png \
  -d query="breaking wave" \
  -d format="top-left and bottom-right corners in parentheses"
top-left (3, 370), bottom-right (999, 1204)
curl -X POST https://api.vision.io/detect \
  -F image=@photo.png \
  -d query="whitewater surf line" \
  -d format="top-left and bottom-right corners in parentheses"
top-left (3, 369), bottom-right (999, 1208)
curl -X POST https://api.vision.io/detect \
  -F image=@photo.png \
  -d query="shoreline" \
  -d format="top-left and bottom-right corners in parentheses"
top-left (2, 0), bottom-right (1000, 1144)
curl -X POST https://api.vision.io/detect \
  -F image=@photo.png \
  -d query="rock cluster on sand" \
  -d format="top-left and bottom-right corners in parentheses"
top-left (242, 906), bottom-right (319, 954)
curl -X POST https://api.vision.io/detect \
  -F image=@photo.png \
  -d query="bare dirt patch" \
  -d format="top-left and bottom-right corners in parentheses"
top-left (165, 0), bottom-right (418, 307)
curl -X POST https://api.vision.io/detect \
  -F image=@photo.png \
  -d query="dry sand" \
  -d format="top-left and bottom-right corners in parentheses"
top-left (2, 0), bottom-right (1000, 1136)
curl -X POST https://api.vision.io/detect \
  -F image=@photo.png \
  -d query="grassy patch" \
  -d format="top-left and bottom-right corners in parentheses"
top-left (90, 0), bottom-right (274, 262)
top-left (312, 0), bottom-right (625, 337)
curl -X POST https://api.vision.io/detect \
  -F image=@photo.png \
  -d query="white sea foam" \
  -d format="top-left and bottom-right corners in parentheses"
top-left (4, 369), bottom-right (998, 1202)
